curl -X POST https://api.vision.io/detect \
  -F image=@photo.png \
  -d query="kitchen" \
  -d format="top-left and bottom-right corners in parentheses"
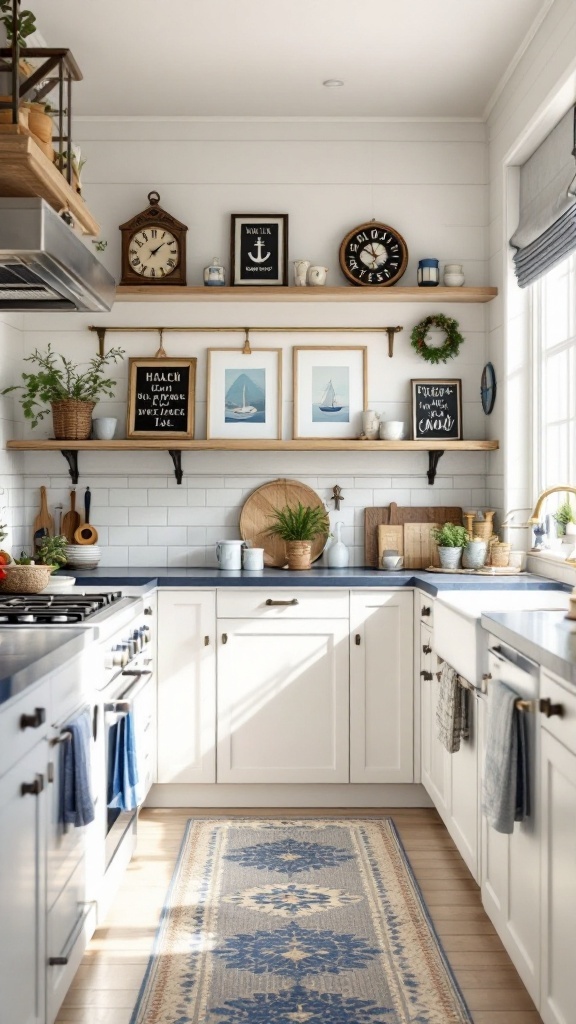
top-left (1, 2), bottom-right (576, 1024)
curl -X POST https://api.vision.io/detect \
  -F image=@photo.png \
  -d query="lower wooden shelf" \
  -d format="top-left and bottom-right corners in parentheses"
top-left (7, 438), bottom-right (498, 485)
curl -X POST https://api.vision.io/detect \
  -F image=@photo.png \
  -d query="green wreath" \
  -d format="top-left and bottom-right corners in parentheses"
top-left (410, 313), bottom-right (464, 364)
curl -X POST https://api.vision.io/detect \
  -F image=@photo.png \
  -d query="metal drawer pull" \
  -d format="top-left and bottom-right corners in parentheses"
top-left (222, 633), bottom-right (228, 644)
top-left (355, 634), bottom-right (361, 645)
top-left (50, 730), bottom-right (72, 747)
top-left (421, 606), bottom-right (431, 617)
top-left (265, 598), bottom-right (299, 606)
top-left (482, 673), bottom-right (492, 681)
top-left (420, 670), bottom-right (433, 681)
top-left (48, 956), bottom-right (68, 966)
top-left (422, 644), bottom-right (432, 654)
top-left (204, 635), bottom-right (210, 646)
top-left (539, 697), bottom-right (564, 718)
top-left (20, 707), bottom-right (46, 730)
top-left (144, 606), bottom-right (153, 615)
top-left (104, 700), bottom-right (130, 714)
top-left (21, 775), bottom-right (44, 796)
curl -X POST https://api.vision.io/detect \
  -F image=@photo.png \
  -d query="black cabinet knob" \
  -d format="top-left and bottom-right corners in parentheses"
top-left (20, 707), bottom-right (46, 731)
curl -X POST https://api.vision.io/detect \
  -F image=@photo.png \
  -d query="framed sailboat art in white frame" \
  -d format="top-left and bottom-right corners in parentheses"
top-left (206, 348), bottom-right (282, 439)
top-left (293, 346), bottom-right (367, 439)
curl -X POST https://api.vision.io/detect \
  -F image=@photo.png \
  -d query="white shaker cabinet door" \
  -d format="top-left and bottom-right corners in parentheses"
top-left (350, 590), bottom-right (414, 783)
top-left (217, 618), bottom-right (349, 783)
top-left (0, 742), bottom-right (46, 1024)
top-left (157, 590), bottom-right (216, 784)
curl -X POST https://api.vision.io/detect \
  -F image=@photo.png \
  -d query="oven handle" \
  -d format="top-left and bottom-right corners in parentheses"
top-left (119, 670), bottom-right (153, 702)
top-left (488, 644), bottom-right (539, 678)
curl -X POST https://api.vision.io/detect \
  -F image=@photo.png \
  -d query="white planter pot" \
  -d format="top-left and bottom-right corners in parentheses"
top-left (462, 539), bottom-right (487, 569)
top-left (438, 546), bottom-right (463, 570)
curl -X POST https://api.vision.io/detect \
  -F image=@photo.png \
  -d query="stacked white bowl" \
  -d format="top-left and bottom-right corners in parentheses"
top-left (64, 543), bottom-right (101, 569)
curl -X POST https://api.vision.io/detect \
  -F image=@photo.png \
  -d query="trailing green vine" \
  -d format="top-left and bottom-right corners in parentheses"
top-left (410, 313), bottom-right (464, 364)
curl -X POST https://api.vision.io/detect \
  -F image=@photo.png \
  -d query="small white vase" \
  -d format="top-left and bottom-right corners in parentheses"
top-left (92, 416), bottom-right (117, 440)
top-left (327, 522), bottom-right (349, 567)
top-left (438, 546), bottom-right (462, 570)
top-left (443, 263), bottom-right (465, 287)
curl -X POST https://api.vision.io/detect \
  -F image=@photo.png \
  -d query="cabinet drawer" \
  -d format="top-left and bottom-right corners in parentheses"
top-left (418, 592), bottom-right (434, 625)
top-left (540, 669), bottom-right (576, 756)
top-left (217, 588), bottom-right (349, 619)
top-left (0, 678), bottom-right (51, 779)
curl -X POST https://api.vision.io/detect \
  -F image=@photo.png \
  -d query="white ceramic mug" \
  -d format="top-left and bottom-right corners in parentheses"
top-left (293, 260), bottom-right (311, 286)
top-left (243, 547), bottom-right (264, 570)
top-left (382, 554), bottom-right (404, 570)
top-left (92, 416), bottom-right (117, 440)
top-left (380, 420), bottom-right (405, 440)
top-left (215, 540), bottom-right (244, 570)
top-left (307, 265), bottom-right (328, 286)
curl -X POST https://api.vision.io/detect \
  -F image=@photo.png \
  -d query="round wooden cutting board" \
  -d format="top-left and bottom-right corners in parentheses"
top-left (239, 478), bottom-right (327, 568)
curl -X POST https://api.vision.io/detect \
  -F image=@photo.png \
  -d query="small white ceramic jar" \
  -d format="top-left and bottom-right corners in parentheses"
top-left (443, 263), bottom-right (465, 287)
top-left (92, 417), bottom-right (117, 440)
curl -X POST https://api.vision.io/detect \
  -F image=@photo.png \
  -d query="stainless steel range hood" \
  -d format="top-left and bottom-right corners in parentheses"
top-left (0, 198), bottom-right (115, 311)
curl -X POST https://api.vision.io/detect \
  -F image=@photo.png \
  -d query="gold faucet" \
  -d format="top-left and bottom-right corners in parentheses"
top-left (528, 485), bottom-right (576, 567)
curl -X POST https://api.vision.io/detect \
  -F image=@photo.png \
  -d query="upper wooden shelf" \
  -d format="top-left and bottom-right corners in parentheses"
top-left (0, 132), bottom-right (99, 236)
top-left (115, 285), bottom-right (497, 303)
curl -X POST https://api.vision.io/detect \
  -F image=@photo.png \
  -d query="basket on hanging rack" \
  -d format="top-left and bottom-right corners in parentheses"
top-left (51, 400), bottom-right (95, 440)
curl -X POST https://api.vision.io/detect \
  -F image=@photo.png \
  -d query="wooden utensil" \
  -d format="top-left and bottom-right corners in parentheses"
top-left (377, 526), bottom-right (404, 567)
top-left (403, 523), bottom-right (440, 569)
top-left (74, 486), bottom-right (99, 545)
top-left (240, 478), bottom-right (326, 568)
top-left (32, 486), bottom-right (54, 550)
top-left (61, 490), bottom-right (81, 543)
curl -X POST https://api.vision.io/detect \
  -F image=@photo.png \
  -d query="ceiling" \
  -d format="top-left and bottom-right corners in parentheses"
top-left (30, 0), bottom-right (549, 119)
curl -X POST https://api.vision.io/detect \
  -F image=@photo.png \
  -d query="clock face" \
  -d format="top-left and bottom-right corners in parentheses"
top-left (128, 226), bottom-right (180, 279)
top-left (339, 222), bottom-right (408, 286)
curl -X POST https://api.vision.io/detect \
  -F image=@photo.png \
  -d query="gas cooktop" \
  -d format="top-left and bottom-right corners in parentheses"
top-left (0, 591), bottom-right (124, 625)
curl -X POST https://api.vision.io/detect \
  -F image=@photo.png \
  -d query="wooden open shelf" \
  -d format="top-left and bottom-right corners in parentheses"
top-left (0, 131), bottom-right (99, 236)
top-left (7, 438), bottom-right (499, 486)
top-left (115, 285), bottom-right (498, 303)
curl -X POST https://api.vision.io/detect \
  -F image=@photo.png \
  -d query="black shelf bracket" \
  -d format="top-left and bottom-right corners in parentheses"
top-left (427, 450), bottom-right (444, 485)
top-left (61, 450), bottom-right (80, 484)
top-left (168, 450), bottom-right (183, 484)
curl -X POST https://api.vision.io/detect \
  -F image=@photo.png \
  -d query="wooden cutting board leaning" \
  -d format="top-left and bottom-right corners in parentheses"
top-left (240, 478), bottom-right (326, 568)
top-left (365, 504), bottom-right (463, 568)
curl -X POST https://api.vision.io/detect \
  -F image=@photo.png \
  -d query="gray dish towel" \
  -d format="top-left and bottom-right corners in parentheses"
top-left (60, 706), bottom-right (95, 829)
top-left (436, 661), bottom-right (470, 754)
top-left (482, 680), bottom-right (529, 834)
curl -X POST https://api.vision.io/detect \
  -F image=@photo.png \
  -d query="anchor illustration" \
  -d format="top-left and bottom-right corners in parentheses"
top-left (248, 237), bottom-right (271, 263)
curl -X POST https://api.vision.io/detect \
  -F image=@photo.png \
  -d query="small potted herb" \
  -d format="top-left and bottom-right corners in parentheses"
top-left (431, 522), bottom-right (470, 570)
top-left (268, 502), bottom-right (329, 570)
top-left (1, 343), bottom-right (124, 438)
top-left (35, 534), bottom-right (68, 570)
top-left (552, 498), bottom-right (575, 538)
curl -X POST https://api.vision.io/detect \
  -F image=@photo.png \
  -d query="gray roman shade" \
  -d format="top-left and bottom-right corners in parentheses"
top-left (510, 107), bottom-right (576, 288)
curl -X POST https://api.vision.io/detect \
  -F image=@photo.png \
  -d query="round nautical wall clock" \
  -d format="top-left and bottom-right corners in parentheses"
top-left (480, 361), bottom-right (497, 414)
top-left (339, 221), bottom-right (408, 286)
top-left (119, 191), bottom-right (187, 285)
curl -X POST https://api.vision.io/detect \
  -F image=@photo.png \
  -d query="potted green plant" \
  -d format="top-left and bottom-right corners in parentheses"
top-left (35, 534), bottom-right (68, 570)
top-left (1, 343), bottom-right (125, 439)
top-left (268, 502), bottom-right (329, 570)
top-left (552, 498), bottom-right (575, 538)
top-left (431, 522), bottom-right (470, 570)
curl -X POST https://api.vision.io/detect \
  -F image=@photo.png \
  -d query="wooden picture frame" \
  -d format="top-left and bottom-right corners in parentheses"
top-left (126, 357), bottom-right (196, 439)
top-left (231, 214), bottom-right (288, 286)
top-left (293, 346), bottom-right (368, 439)
top-left (206, 348), bottom-right (282, 439)
top-left (411, 378), bottom-right (462, 441)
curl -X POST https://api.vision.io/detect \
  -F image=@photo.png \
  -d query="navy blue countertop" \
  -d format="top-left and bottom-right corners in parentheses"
top-left (0, 627), bottom-right (96, 706)
top-left (68, 566), bottom-right (566, 596)
top-left (482, 610), bottom-right (576, 685)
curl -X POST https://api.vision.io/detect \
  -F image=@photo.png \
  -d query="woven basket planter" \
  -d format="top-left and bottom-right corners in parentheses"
top-left (286, 540), bottom-right (312, 570)
top-left (51, 400), bottom-right (95, 440)
top-left (0, 564), bottom-right (53, 594)
top-left (491, 542), bottom-right (511, 567)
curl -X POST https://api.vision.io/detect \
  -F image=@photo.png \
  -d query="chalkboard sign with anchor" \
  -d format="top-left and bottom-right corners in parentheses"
top-left (127, 356), bottom-right (196, 438)
top-left (231, 214), bottom-right (288, 286)
top-left (411, 378), bottom-right (462, 441)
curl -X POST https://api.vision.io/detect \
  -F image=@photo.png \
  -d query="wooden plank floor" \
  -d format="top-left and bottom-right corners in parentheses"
top-left (56, 807), bottom-right (543, 1024)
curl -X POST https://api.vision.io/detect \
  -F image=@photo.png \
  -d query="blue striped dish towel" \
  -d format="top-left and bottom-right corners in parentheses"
top-left (107, 711), bottom-right (141, 812)
top-left (60, 707), bottom-right (95, 828)
top-left (482, 680), bottom-right (530, 834)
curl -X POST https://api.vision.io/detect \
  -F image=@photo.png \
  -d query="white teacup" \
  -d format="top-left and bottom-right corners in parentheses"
top-left (380, 420), bottom-right (405, 441)
top-left (243, 547), bottom-right (264, 570)
top-left (92, 416), bottom-right (117, 440)
top-left (382, 554), bottom-right (404, 570)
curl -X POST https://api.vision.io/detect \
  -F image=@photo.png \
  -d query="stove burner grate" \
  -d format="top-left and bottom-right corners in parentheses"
top-left (0, 591), bottom-right (123, 625)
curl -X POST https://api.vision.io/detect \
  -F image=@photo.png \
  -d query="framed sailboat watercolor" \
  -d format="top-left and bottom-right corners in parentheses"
top-left (293, 346), bottom-right (367, 439)
top-left (207, 348), bottom-right (282, 439)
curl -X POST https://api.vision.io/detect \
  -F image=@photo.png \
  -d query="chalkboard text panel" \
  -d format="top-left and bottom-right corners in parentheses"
top-left (127, 357), bottom-right (196, 438)
top-left (411, 378), bottom-right (462, 441)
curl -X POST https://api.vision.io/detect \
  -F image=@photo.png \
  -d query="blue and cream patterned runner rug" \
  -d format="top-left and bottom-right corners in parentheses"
top-left (131, 818), bottom-right (472, 1024)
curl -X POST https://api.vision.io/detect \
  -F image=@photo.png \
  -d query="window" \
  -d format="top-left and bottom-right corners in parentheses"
top-left (532, 252), bottom-right (576, 491)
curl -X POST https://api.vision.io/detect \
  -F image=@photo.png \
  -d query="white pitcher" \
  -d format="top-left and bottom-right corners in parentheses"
top-left (307, 265), bottom-right (328, 286)
top-left (293, 260), bottom-right (311, 286)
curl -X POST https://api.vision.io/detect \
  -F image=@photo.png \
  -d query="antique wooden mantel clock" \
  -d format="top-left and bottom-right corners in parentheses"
top-left (119, 191), bottom-right (187, 285)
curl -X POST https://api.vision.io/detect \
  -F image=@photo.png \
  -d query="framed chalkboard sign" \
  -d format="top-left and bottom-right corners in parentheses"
top-left (411, 379), bottom-right (462, 440)
top-left (126, 357), bottom-right (196, 439)
top-left (231, 214), bottom-right (288, 286)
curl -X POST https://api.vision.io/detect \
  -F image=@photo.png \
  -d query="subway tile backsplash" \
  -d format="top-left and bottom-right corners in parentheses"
top-left (10, 467), bottom-right (488, 567)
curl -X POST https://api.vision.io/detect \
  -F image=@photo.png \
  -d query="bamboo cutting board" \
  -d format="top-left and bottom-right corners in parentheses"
top-left (377, 526), bottom-right (404, 566)
top-left (240, 478), bottom-right (326, 568)
top-left (403, 523), bottom-right (440, 569)
top-left (364, 505), bottom-right (463, 567)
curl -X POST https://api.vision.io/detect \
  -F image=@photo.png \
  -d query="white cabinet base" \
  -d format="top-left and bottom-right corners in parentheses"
top-left (146, 782), bottom-right (433, 808)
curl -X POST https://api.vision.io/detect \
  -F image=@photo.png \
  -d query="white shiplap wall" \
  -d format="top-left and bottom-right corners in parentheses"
top-left (13, 118), bottom-right (490, 565)
top-left (0, 312), bottom-right (24, 551)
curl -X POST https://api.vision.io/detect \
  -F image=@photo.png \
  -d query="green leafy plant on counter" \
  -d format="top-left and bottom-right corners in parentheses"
top-left (268, 502), bottom-right (330, 542)
top-left (0, 0), bottom-right (37, 49)
top-left (35, 534), bottom-right (68, 568)
top-left (1, 343), bottom-right (125, 428)
top-left (431, 522), bottom-right (470, 548)
top-left (552, 498), bottom-right (575, 536)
